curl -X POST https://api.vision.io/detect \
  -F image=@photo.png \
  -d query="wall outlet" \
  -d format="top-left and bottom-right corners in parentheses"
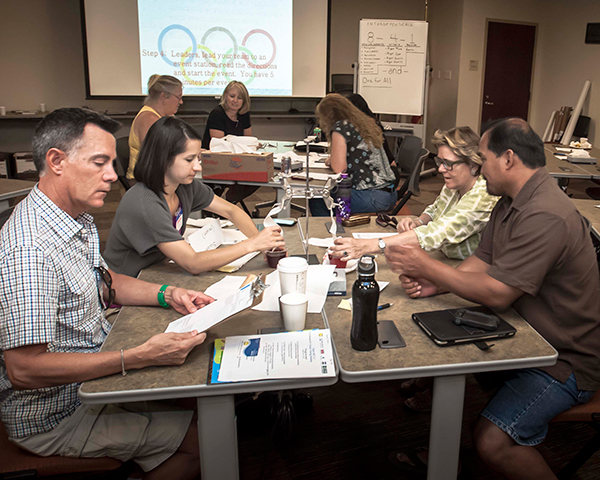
top-left (469, 60), bottom-right (478, 71)
top-left (444, 70), bottom-right (452, 80)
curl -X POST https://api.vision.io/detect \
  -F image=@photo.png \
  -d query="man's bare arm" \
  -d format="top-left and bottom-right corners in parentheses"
top-left (386, 245), bottom-right (523, 309)
top-left (4, 330), bottom-right (206, 390)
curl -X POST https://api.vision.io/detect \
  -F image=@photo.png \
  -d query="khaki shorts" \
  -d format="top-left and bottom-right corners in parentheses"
top-left (11, 402), bottom-right (193, 472)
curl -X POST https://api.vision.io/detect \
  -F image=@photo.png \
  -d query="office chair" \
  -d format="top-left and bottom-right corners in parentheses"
top-left (0, 419), bottom-right (131, 479)
top-left (550, 390), bottom-right (600, 479)
top-left (115, 136), bottom-right (132, 191)
top-left (390, 135), bottom-right (429, 215)
top-left (330, 73), bottom-right (355, 94)
top-left (0, 207), bottom-right (15, 229)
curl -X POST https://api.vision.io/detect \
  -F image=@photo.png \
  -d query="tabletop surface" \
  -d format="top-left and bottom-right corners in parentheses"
top-left (572, 198), bottom-right (600, 234)
top-left (304, 218), bottom-right (557, 380)
top-left (544, 144), bottom-right (600, 178)
top-left (80, 220), bottom-right (335, 401)
top-left (0, 178), bottom-right (37, 199)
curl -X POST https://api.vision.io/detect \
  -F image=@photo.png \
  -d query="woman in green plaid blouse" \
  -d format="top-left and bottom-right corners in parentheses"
top-left (331, 126), bottom-right (499, 261)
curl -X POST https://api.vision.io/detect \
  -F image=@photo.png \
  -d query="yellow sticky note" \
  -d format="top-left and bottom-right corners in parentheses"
top-left (338, 299), bottom-right (352, 311)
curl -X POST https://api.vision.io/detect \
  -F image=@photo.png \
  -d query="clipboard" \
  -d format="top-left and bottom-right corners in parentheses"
top-left (165, 274), bottom-right (268, 334)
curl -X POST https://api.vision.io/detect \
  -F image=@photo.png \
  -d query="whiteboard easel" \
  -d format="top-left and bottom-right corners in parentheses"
top-left (357, 20), bottom-right (428, 116)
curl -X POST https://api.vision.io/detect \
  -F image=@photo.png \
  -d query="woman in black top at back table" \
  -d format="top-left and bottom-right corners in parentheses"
top-left (202, 81), bottom-right (256, 203)
top-left (202, 81), bottom-right (252, 149)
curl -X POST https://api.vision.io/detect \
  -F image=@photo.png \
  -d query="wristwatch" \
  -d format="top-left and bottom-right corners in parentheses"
top-left (378, 238), bottom-right (386, 254)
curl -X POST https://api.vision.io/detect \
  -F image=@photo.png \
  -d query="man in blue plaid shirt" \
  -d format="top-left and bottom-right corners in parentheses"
top-left (0, 108), bottom-right (214, 479)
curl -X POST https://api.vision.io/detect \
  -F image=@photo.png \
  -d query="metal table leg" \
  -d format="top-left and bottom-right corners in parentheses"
top-left (197, 395), bottom-right (239, 480)
top-left (427, 374), bottom-right (466, 480)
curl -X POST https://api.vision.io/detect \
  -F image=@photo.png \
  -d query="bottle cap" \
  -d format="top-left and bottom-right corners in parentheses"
top-left (357, 255), bottom-right (376, 276)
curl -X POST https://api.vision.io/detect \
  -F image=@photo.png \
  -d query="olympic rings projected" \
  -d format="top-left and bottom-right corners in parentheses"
top-left (158, 24), bottom-right (276, 86)
top-left (158, 24), bottom-right (197, 67)
top-left (221, 46), bottom-right (256, 86)
top-left (200, 27), bottom-right (238, 68)
top-left (242, 29), bottom-right (276, 69)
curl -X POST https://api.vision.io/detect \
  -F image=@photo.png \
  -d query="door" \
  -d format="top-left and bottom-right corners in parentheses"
top-left (480, 21), bottom-right (536, 128)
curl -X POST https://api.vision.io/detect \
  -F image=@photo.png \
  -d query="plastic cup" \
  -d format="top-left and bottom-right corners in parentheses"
top-left (279, 293), bottom-right (309, 331)
top-left (266, 248), bottom-right (288, 268)
top-left (328, 252), bottom-right (347, 268)
top-left (277, 256), bottom-right (308, 295)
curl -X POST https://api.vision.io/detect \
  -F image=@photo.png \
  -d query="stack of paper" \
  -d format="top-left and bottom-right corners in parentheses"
top-left (215, 329), bottom-right (336, 382)
top-left (165, 283), bottom-right (254, 334)
top-left (185, 219), bottom-right (255, 272)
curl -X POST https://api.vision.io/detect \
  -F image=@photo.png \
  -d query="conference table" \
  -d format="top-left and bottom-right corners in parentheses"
top-left (544, 144), bottom-right (600, 180)
top-left (0, 178), bottom-right (36, 213)
top-left (199, 140), bottom-right (333, 217)
top-left (79, 221), bottom-right (338, 480)
top-left (303, 218), bottom-right (558, 480)
top-left (573, 198), bottom-right (600, 239)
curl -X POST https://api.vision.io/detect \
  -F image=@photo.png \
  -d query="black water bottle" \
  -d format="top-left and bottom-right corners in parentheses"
top-left (351, 255), bottom-right (380, 351)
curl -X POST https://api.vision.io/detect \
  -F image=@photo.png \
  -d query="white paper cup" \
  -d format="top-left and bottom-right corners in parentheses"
top-left (277, 256), bottom-right (308, 295)
top-left (0, 107), bottom-right (5, 116)
top-left (279, 293), bottom-right (309, 331)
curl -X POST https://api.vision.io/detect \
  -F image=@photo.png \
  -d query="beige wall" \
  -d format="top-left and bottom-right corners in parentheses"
top-left (455, 0), bottom-right (600, 144)
top-left (4, 0), bottom-right (600, 148)
top-left (426, 0), bottom-right (464, 149)
top-left (455, 0), bottom-right (546, 133)
top-left (329, 0), bottom-right (425, 76)
top-left (530, 0), bottom-right (600, 144)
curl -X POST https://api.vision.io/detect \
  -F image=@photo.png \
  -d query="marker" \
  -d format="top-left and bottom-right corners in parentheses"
top-left (377, 303), bottom-right (393, 311)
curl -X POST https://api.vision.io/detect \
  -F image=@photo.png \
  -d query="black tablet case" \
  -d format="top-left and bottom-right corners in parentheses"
top-left (412, 305), bottom-right (516, 347)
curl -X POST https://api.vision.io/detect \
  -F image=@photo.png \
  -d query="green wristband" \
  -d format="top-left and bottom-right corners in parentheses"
top-left (158, 284), bottom-right (170, 308)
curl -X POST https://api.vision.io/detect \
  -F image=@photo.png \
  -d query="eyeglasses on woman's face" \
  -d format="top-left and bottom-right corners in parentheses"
top-left (434, 156), bottom-right (467, 171)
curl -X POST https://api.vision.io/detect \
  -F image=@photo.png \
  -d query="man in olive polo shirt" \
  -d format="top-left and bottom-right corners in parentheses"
top-left (386, 118), bottom-right (600, 479)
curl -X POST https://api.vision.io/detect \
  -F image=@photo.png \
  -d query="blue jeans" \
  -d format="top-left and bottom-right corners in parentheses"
top-left (309, 187), bottom-right (397, 217)
top-left (482, 369), bottom-right (595, 446)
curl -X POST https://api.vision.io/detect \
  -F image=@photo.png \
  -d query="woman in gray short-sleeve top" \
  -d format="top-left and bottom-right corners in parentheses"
top-left (104, 117), bottom-right (284, 277)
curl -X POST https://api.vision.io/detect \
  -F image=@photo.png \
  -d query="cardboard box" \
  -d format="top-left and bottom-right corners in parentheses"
top-left (201, 152), bottom-right (274, 182)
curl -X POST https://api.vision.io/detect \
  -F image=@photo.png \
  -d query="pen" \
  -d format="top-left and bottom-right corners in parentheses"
top-left (377, 303), bottom-right (393, 311)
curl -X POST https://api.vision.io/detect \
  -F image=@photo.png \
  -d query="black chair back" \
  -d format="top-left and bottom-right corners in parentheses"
top-left (115, 136), bottom-right (131, 190)
top-left (390, 145), bottom-right (429, 216)
top-left (0, 206), bottom-right (15, 229)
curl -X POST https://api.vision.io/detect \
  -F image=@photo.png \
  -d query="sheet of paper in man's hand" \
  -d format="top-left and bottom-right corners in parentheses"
top-left (165, 284), bottom-right (254, 334)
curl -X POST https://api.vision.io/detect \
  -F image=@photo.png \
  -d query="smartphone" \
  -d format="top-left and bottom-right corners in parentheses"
top-left (377, 320), bottom-right (406, 349)
top-left (453, 309), bottom-right (500, 331)
top-left (275, 218), bottom-right (297, 227)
